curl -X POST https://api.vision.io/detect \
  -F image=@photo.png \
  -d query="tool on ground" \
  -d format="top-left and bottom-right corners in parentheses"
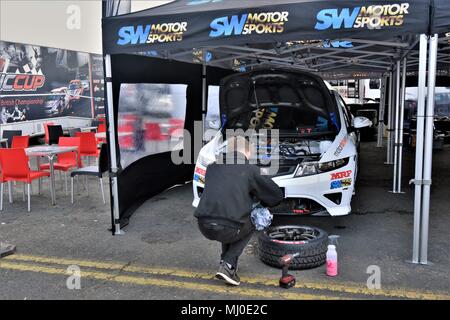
top-left (279, 253), bottom-right (300, 289)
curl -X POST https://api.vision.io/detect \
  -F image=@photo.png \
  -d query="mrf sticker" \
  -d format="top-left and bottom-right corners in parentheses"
top-left (195, 167), bottom-right (206, 176)
top-left (331, 170), bottom-right (352, 180)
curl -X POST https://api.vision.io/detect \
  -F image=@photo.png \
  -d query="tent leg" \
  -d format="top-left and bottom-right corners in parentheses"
top-left (392, 61), bottom-right (401, 192)
top-left (412, 34), bottom-right (428, 264)
top-left (420, 34), bottom-right (438, 265)
top-left (202, 62), bottom-right (207, 145)
top-left (377, 74), bottom-right (387, 148)
top-left (105, 54), bottom-right (124, 236)
top-left (386, 71), bottom-right (394, 164)
top-left (396, 58), bottom-right (407, 193)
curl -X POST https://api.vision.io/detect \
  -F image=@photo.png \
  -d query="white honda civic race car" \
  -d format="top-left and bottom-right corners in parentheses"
top-left (192, 69), bottom-right (372, 216)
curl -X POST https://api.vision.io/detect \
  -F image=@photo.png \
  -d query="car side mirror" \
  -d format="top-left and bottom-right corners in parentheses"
top-left (352, 116), bottom-right (373, 129)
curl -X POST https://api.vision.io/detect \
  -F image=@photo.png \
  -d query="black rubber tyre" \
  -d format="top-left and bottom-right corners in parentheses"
top-left (258, 225), bottom-right (328, 270)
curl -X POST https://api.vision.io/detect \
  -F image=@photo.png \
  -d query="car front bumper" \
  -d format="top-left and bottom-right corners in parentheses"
top-left (192, 156), bottom-right (356, 217)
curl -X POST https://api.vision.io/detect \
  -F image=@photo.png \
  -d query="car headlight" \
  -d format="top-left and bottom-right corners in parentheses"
top-left (295, 157), bottom-right (349, 177)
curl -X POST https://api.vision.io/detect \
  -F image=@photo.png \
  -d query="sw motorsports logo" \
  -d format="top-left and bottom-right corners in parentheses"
top-left (315, 3), bottom-right (410, 30)
top-left (117, 21), bottom-right (188, 46)
top-left (210, 11), bottom-right (289, 38)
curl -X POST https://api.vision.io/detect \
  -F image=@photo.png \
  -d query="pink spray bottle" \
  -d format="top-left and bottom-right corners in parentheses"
top-left (326, 235), bottom-right (339, 277)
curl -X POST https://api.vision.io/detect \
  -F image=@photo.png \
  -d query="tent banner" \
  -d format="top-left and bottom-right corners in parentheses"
top-left (103, 0), bottom-right (430, 55)
top-left (432, 0), bottom-right (450, 35)
top-left (0, 41), bottom-right (105, 124)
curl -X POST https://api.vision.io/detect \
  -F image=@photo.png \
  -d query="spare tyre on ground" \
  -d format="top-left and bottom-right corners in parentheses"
top-left (258, 225), bottom-right (328, 270)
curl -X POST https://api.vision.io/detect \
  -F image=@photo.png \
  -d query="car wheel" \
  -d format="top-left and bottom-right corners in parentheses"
top-left (258, 225), bottom-right (328, 270)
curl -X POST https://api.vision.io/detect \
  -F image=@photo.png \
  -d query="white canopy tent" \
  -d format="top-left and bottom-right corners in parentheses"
top-left (101, 0), bottom-right (449, 265)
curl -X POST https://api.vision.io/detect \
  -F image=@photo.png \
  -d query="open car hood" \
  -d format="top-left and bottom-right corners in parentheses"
top-left (219, 69), bottom-right (339, 132)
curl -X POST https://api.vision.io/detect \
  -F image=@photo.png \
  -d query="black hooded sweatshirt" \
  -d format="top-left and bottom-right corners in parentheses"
top-left (194, 152), bottom-right (284, 225)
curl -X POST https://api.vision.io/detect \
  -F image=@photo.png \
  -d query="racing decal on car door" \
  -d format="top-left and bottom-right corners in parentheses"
top-left (333, 136), bottom-right (348, 157)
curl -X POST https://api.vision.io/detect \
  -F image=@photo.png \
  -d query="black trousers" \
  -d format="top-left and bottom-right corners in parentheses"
top-left (198, 218), bottom-right (254, 268)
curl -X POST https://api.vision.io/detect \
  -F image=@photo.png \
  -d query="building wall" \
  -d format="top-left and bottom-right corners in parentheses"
top-left (0, 0), bottom-right (171, 54)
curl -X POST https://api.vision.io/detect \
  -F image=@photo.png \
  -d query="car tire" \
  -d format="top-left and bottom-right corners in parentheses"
top-left (258, 225), bottom-right (328, 270)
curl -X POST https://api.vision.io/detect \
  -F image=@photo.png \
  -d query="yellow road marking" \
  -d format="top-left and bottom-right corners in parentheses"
top-left (0, 261), bottom-right (339, 300)
top-left (4, 254), bottom-right (450, 300)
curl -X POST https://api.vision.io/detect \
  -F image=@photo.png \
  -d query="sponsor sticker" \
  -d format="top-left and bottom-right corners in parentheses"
top-left (250, 108), bottom-right (279, 129)
top-left (331, 170), bottom-right (352, 180)
top-left (315, 3), bottom-right (410, 31)
top-left (210, 11), bottom-right (289, 38)
top-left (330, 178), bottom-right (352, 190)
top-left (194, 174), bottom-right (205, 184)
top-left (195, 167), bottom-right (206, 176)
top-left (334, 136), bottom-right (348, 157)
top-left (117, 22), bottom-right (188, 46)
top-left (341, 178), bottom-right (352, 188)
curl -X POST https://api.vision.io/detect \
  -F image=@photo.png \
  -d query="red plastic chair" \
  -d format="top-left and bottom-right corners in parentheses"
top-left (75, 132), bottom-right (99, 159)
top-left (168, 119), bottom-right (185, 138)
top-left (40, 137), bottom-right (82, 194)
top-left (0, 149), bottom-right (13, 206)
top-left (96, 123), bottom-right (107, 144)
top-left (119, 134), bottom-right (134, 149)
top-left (43, 122), bottom-right (54, 145)
top-left (98, 123), bottom-right (106, 133)
top-left (40, 137), bottom-right (82, 171)
top-left (11, 135), bottom-right (30, 149)
top-left (0, 148), bottom-right (50, 212)
top-left (144, 123), bottom-right (168, 141)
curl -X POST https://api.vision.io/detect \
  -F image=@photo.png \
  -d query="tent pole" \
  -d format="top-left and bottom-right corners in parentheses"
top-left (420, 34), bottom-right (438, 265)
top-left (104, 54), bottom-right (123, 236)
top-left (377, 74), bottom-right (387, 148)
top-left (392, 61), bottom-right (401, 192)
top-left (396, 58), bottom-right (407, 193)
top-left (386, 71), bottom-right (394, 164)
top-left (202, 63), bottom-right (207, 144)
top-left (390, 69), bottom-right (397, 165)
top-left (412, 34), bottom-right (428, 264)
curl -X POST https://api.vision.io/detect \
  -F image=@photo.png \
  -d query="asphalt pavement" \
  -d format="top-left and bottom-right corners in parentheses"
top-left (0, 142), bottom-right (449, 299)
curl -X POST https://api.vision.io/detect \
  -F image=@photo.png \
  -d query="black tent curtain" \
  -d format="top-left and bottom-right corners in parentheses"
top-left (110, 54), bottom-right (232, 225)
top-left (102, 0), bottom-right (450, 228)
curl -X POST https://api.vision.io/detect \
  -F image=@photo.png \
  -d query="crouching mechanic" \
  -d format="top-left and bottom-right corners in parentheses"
top-left (194, 136), bottom-right (283, 286)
